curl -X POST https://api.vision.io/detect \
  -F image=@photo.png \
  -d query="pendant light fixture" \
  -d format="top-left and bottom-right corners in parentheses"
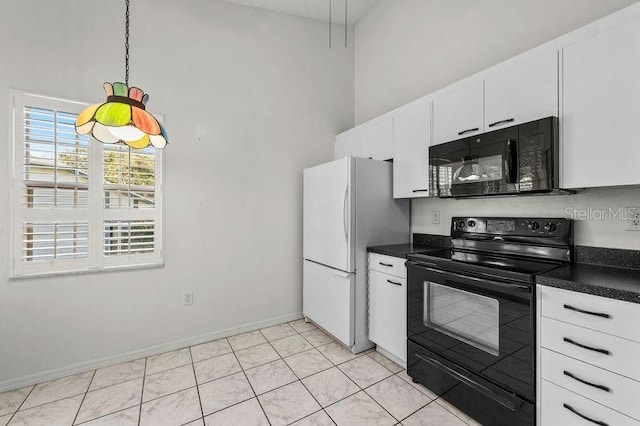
top-left (75, 0), bottom-right (168, 149)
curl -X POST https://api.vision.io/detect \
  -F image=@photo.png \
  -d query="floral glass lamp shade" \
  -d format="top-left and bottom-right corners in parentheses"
top-left (75, 82), bottom-right (167, 149)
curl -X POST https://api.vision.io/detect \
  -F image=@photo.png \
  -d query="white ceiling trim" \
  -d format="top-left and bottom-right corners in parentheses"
top-left (220, 0), bottom-right (377, 25)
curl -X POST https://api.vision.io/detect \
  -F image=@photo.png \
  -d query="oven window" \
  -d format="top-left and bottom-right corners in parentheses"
top-left (423, 282), bottom-right (499, 356)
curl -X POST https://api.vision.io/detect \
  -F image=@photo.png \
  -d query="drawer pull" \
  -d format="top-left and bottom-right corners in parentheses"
top-left (563, 337), bottom-right (611, 355)
top-left (563, 403), bottom-right (609, 426)
top-left (457, 127), bottom-right (480, 136)
top-left (412, 189), bottom-right (429, 193)
top-left (563, 370), bottom-right (611, 393)
top-left (379, 262), bottom-right (393, 267)
top-left (563, 304), bottom-right (611, 319)
top-left (387, 279), bottom-right (402, 286)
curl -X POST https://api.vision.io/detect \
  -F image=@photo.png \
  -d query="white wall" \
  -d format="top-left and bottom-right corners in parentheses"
top-left (0, 0), bottom-right (354, 387)
top-left (354, 0), bottom-right (640, 250)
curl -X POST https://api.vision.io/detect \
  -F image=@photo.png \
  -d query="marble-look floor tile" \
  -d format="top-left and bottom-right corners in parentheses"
top-left (258, 381), bottom-right (320, 426)
top-left (289, 319), bottom-right (317, 334)
top-left (21, 371), bottom-right (93, 410)
top-left (338, 355), bottom-right (393, 388)
top-left (316, 342), bottom-right (358, 365)
top-left (284, 349), bottom-right (333, 379)
top-left (395, 371), bottom-right (439, 399)
top-left (365, 375), bottom-right (431, 421)
top-left (435, 398), bottom-right (482, 425)
top-left (403, 402), bottom-right (467, 426)
top-left (302, 368), bottom-right (359, 407)
top-left (325, 392), bottom-right (395, 426)
top-left (184, 419), bottom-right (204, 426)
top-left (198, 372), bottom-right (254, 415)
top-left (0, 386), bottom-right (33, 416)
top-left (300, 330), bottom-right (334, 347)
top-left (145, 348), bottom-right (192, 376)
top-left (194, 353), bottom-right (242, 384)
top-left (90, 359), bottom-right (145, 391)
top-left (235, 343), bottom-right (280, 370)
top-left (79, 405), bottom-right (139, 425)
top-left (368, 351), bottom-right (403, 374)
top-left (191, 339), bottom-right (232, 363)
top-left (143, 364), bottom-right (195, 402)
top-left (245, 360), bottom-right (297, 395)
top-left (139, 387), bottom-right (201, 426)
top-left (0, 414), bottom-right (11, 426)
top-left (271, 335), bottom-right (314, 358)
top-left (8, 394), bottom-right (83, 426)
top-left (204, 398), bottom-right (268, 426)
top-left (260, 324), bottom-right (297, 341)
top-left (76, 377), bottom-right (143, 423)
top-left (228, 331), bottom-right (267, 351)
top-left (290, 410), bottom-right (335, 426)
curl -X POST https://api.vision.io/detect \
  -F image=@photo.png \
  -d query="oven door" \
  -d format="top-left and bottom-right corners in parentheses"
top-left (406, 261), bottom-right (535, 402)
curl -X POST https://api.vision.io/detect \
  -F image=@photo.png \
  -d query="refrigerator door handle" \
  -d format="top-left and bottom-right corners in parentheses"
top-left (342, 185), bottom-right (349, 241)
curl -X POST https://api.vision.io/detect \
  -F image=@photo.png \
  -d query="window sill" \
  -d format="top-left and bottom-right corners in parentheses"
top-left (9, 262), bottom-right (165, 280)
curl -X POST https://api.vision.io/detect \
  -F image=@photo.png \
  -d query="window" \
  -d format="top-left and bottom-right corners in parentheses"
top-left (10, 92), bottom-right (163, 277)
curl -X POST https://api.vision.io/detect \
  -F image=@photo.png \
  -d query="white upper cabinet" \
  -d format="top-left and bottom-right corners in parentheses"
top-left (335, 117), bottom-right (393, 161)
top-left (362, 117), bottom-right (394, 161)
top-left (393, 99), bottom-right (432, 198)
top-left (562, 19), bottom-right (640, 188)
top-left (484, 48), bottom-right (558, 130)
top-left (432, 79), bottom-right (484, 145)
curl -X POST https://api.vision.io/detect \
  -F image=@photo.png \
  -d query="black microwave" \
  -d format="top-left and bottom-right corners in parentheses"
top-left (429, 117), bottom-right (559, 198)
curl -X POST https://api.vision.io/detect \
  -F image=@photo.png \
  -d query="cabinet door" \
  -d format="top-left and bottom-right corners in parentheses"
top-left (484, 49), bottom-right (558, 130)
top-left (393, 100), bottom-right (432, 198)
top-left (562, 20), bottom-right (640, 188)
top-left (433, 79), bottom-right (484, 145)
top-left (335, 130), bottom-right (361, 160)
top-left (361, 117), bottom-right (394, 161)
top-left (368, 269), bottom-right (406, 362)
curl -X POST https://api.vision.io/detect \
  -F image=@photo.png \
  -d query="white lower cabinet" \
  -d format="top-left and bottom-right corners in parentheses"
top-left (368, 253), bottom-right (406, 364)
top-left (539, 285), bottom-right (640, 425)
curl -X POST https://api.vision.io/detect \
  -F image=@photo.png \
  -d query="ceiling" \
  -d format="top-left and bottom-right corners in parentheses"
top-left (220, 0), bottom-right (378, 25)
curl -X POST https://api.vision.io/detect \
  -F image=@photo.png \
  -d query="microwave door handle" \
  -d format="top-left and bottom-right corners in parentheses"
top-left (506, 139), bottom-right (518, 184)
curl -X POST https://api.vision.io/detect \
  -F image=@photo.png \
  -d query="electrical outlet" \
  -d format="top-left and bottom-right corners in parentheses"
top-left (626, 207), bottom-right (640, 231)
top-left (183, 291), bottom-right (194, 306)
top-left (432, 210), bottom-right (441, 225)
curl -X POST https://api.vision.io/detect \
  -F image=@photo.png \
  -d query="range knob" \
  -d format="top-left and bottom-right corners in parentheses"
top-left (467, 219), bottom-right (476, 228)
top-left (528, 221), bottom-right (540, 231)
top-left (456, 220), bottom-right (466, 229)
top-left (544, 222), bottom-right (558, 233)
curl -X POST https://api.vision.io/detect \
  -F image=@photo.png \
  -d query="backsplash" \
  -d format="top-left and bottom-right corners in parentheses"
top-left (411, 187), bottom-right (640, 250)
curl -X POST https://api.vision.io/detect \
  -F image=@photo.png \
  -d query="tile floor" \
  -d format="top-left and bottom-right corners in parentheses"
top-left (0, 319), bottom-right (480, 426)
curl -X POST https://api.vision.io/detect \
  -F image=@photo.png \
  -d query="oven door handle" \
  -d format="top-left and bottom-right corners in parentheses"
top-left (414, 353), bottom-right (522, 412)
top-left (411, 263), bottom-right (532, 294)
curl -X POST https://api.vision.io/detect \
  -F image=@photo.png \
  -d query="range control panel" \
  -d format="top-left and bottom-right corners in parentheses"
top-left (452, 217), bottom-right (572, 238)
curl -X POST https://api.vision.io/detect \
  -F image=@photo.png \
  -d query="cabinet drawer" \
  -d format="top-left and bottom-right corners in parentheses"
top-left (368, 270), bottom-right (406, 362)
top-left (368, 253), bottom-right (406, 279)
top-left (541, 380), bottom-right (640, 426)
top-left (541, 317), bottom-right (640, 381)
top-left (542, 348), bottom-right (640, 420)
top-left (541, 286), bottom-right (640, 343)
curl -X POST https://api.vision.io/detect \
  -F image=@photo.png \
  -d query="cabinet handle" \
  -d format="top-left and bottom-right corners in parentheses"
top-left (457, 127), bottom-right (479, 136)
top-left (387, 279), bottom-right (402, 286)
top-left (563, 370), bottom-right (611, 392)
top-left (563, 304), bottom-right (611, 319)
top-left (379, 262), bottom-right (393, 267)
top-left (412, 189), bottom-right (429, 193)
top-left (488, 118), bottom-right (514, 128)
top-left (563, 403), bottom-right (609, 426)
top-left (563, 337), bottom-right (610, 355)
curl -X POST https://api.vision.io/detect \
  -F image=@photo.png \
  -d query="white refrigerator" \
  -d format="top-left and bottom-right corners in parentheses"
top-left (303, 157), bottom-right (410, 353)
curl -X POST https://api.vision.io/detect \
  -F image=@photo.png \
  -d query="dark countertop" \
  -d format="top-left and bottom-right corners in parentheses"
top-left (536, 263), bottom-right (640, 304)
top-left (367, 243), bottom-right (441, 259)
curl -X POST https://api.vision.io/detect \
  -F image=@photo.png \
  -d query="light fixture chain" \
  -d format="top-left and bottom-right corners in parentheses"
top-left (125, 0), bottom-right (130, 86)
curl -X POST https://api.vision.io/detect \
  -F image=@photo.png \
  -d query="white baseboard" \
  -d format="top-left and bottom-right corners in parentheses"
top-left (0, 311), bottom-right (303, 393)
